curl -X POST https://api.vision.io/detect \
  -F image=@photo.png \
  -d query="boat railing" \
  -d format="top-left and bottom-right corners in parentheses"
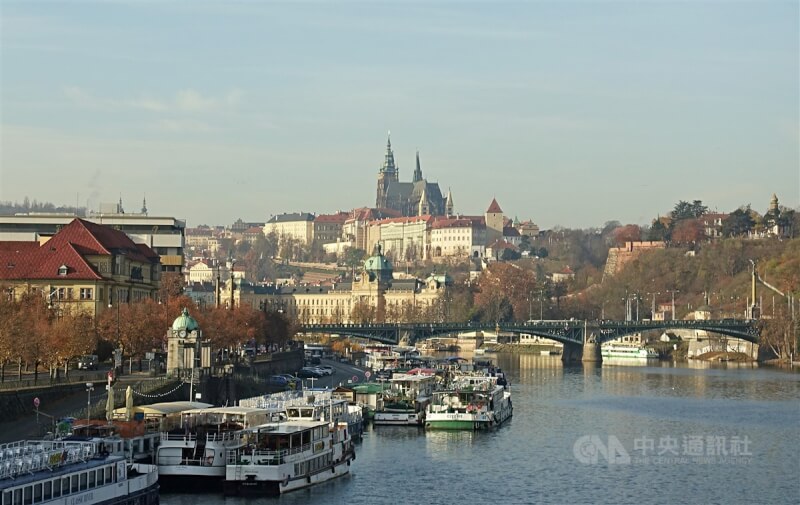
top-left (161, 432), bottom-right (197, 442)
top-left (0, 441), bottom-right (97, 480)
top-left (230, 441), bottom-right (314, 466)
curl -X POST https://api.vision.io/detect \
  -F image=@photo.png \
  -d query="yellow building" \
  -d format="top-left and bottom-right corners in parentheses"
top-left (0, 218), bottom-right (161, 317)
top-left (220, 247), bottom-right (449, 324)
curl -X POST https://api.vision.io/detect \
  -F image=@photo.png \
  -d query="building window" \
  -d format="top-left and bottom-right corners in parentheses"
top-left (80, 288), bottom-right (93, 300)
top-left (58, 265), bottom-right (68, 276)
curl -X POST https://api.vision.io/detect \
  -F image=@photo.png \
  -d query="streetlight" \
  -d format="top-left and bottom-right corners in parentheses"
top-left (539, 290), bottom-right (544, 320)
top-left (527, 291), bottom-right (533, 321)
top-left (85, 382), bottom-right (94, 424)
top-left (226, 257), bottom-right (236, 310)
top-left (108, 295), bottom-right (121, 374)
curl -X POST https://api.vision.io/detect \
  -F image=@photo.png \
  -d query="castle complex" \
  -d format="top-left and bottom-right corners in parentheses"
top-left (375, 134), bottom-right (452, 218)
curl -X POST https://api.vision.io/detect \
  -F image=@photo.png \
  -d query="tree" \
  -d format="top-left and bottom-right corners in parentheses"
top-left (721, 208), bottom-right (755, 237)
top-left (648, 219), bottom-right (669, 242)
top-left (671, 219), bottom-right (704, 245)
top-left (671, 200), bottom-right (707, 222)
top-left (612, 225), bottom-right (642, 246)
top-left (474, 263), bottom-right (537, 322)
top-left (159, 272), bottom-right (185, 300)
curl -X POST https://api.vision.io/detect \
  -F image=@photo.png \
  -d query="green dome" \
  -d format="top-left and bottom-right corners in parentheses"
top-left (364, 245), bottom-right (393, 283)
top-left (171, 307), bottom-right (199, 332)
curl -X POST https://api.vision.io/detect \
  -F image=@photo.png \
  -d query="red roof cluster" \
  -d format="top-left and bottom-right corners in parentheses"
top-left (0, 218), bottom-right (159, 281)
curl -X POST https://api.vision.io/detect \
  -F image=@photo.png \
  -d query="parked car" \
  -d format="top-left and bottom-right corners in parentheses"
top-left (277, 374), bottom-right (302, 386)
top-left (268, 375), bottom-right (289, 386)
top-left (317, 365), bottom-right (334, 376)
top-left (297, 368), bottom-right (323, 379)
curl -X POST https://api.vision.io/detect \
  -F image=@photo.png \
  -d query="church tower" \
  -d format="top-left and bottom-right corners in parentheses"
top-left (376, 133), bottom-right (399, 208)
top-left (445, 188), bottom-right (454, 217)
top-left (412, 150), bottom-right (423, 183)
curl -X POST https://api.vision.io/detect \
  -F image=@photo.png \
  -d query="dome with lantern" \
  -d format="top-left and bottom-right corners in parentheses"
top-left (364, 244), bottom-right (393, 283)
top-left (171, 307), bottom-right (199, 335)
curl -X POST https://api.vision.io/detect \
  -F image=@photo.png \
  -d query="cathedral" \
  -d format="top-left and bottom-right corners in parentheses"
top-left (375, 134), bottom-right (452, 217)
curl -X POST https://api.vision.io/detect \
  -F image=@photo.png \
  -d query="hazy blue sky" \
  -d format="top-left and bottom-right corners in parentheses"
top-left (1, 1), bottom-right (798, 229)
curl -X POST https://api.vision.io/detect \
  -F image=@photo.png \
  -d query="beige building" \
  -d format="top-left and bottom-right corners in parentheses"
top-left (430, 217), bottom-right (485, 258)
top-left (366, 215), bottom-right (432, 262)
top-left (265, 212), bottom-right (315, 244)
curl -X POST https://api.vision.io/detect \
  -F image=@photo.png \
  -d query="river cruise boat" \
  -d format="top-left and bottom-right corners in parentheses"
top-left (601, 345), bottom-right (659, 359)
top-left (156, 406), bottom-right (277, 485)
top-left (223, 419), bottom-right (354, 496)
top-left (0, 439), bottom-right (159, 505)
top-left (373, 373), bottom-right (437, 426)
top-left (240, 390), bottom-right (365, 440)
top-left (425, 375), bottom-right (512, 430)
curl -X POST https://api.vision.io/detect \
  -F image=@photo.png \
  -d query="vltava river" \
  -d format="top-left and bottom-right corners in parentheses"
top-left (162, 355), bottom-right (799, 505)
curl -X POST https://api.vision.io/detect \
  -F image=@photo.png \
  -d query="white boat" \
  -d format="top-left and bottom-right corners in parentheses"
top-left (425, 375), bottom-right (512, 430)
top-left (240, 390), bottom-right (365, 440)
top-left (156, 406), bottom-right (278, 485)
top-left (223, 419), bottom-right (354, 496)
top-left (374, 373), bottom-right (437, 426)
top-left (0, 439), bottom-right (159, 505)
top-left (601, 345), bottom-right (659, 359)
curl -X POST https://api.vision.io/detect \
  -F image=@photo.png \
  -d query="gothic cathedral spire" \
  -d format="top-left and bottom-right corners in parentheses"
top-left (413, 150), bottom-right (423, 183)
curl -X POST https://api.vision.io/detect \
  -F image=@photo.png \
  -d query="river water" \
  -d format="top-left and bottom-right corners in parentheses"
top-left (162, 355), bottom-right (799, 505)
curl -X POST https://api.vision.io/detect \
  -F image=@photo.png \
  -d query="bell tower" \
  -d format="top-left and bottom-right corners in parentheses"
top-left (376, 132), bottom-right (398, 208)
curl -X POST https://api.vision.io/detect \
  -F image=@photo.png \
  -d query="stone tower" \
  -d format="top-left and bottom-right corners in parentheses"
top-left (351, 245), bottom-right (393, 323)
top-left (485, 198), bottom-right (505, 242)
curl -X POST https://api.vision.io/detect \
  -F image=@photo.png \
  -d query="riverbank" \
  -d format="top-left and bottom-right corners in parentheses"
top-left (692, 351), bottom-right (756, 362)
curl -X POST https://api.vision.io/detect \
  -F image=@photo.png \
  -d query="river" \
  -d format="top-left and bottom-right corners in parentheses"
top-left (162, 355), bottom-right (799, 505)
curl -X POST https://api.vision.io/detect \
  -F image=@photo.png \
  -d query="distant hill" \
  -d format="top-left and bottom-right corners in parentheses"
top-left (0, 199), bottom-right (86, 216)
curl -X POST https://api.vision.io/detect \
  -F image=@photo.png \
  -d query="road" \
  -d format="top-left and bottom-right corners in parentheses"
top-left (0, 371), bottom-right (156, 443)
top-left (0, 360), bottom-right (370, 443)
top-left (300, 358), bottom-right (371, 390)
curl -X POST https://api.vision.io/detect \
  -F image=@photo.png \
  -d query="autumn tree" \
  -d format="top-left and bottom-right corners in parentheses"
top-left (612, 225), bottom-right (642, 246)
top-left (671, 219), bottom-right (705, 245)
top-left (474, 263), bottom-right (538, 322)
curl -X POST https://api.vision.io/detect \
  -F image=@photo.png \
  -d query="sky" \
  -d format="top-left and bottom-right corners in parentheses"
top-left (1, 1), bottom-right (798, 229)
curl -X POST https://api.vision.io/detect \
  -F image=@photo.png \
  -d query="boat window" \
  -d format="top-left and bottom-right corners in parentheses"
top-left (52, 480), bottom-right (61, 498)
top-left (3, 490), bottom-right (11, 505)
top-left (96, 469), bottom-right (104, 485)
top-left (80, 472), bottom-right (88, 491)
top-left (23, 486), bottom-right (32, 505)
top-left (61, 477), bottom-right (70, 495)
top-left (32, 484), bottom-right (42, 504)
top-left (13, 489), bottom-right (21, 505)
top-left (71, 475), bottom-right (79, 493)
top-left (42, 482), bottom-right (51, 501)
top-left (105, 467), bottom-right (113, 484)
top-left (89, 470), bottom-right (96, 488)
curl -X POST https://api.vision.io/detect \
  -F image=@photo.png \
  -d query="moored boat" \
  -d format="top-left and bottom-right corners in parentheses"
top-left (601, 345), bottom-right (659, 359)
top-left (0, 439), bottom-right (159, 505)
top-left (156, 406), bottom-right (278, 486)
top-left (425, 375), bottom-right (512, 431)
top-left (373, 373), bottom-right (437, 426)
top-left (223, 419), bottom-right (354, 496)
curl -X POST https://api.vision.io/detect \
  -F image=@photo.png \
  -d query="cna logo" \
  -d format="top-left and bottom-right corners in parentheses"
top-left (573, 435), bottom-right (631, 464)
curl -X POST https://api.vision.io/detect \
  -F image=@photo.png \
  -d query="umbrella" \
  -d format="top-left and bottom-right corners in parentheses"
top-left (105, 385), bottom-right (115, 422)
top-left (125, 386), bottom-right (134, 421)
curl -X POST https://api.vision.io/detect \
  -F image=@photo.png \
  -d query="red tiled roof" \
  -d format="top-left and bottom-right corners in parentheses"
top-left (244, 226), bottom-right (263, 234)
top-left (503, 227), bottom-right (520, 236)
top-left (487, 239), bottom-right (517, 250)
top-left (0, 218), bottom-right (158, 282)
top-left (432, 218), bottom-right (481, 229)
top-left (315, 212), bottom-right (350, 224)
top-left (486, 198), bottom-right (503, 214)
top-left (370, 215), bottom-right (434, 226)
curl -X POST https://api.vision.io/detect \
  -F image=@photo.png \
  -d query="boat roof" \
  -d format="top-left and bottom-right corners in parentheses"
top-left (113, 400), bottom-right (212, 417)
top-left (249, 419), bottom-right (330, 435)
top-left (180, 406), bottom-right (268, 416)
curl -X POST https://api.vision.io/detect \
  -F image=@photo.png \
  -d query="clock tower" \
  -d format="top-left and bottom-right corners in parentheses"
top-left (166, 308), bottom-right (210, 377)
